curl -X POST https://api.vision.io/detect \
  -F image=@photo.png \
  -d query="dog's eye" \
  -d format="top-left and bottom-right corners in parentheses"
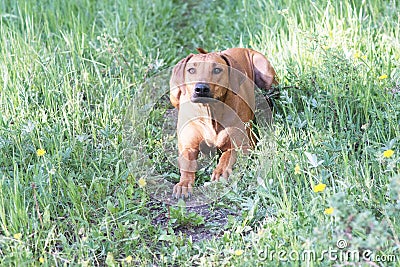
top-left (187, 68), bottom-right (196, 74)
top-left (213, 68), bottom-right (222, 74)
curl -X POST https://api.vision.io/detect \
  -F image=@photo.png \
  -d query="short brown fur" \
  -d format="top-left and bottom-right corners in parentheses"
top-left (169, 48), bottom-right (278, 198)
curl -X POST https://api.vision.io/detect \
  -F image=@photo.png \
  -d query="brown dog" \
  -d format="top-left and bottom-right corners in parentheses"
top-left (169, 48), bottom-right (278, 198)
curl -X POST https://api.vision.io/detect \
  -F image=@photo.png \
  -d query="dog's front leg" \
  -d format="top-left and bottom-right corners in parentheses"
top-left (211, 125), bottom-right (250, 181)
top-left (173, 147), bottom-right (199, 198)
top-left (211, 148), bottom-right (237, 181)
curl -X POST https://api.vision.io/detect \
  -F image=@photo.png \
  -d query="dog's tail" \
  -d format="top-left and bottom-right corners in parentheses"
top-left (196, 48), bottom-right (208, 54)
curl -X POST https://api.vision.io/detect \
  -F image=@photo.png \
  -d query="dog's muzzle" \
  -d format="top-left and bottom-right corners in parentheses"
top-left (191, 83), bottom-right (213, 103)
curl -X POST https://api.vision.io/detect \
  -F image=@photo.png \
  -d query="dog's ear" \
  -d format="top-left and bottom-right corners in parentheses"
top-left (196, 48), bottom-right (208, 54)
top-left (220, 53), bottom-right (246, 95)
top-left (170, 54), bottom-right (193, 108)
top-left (252, 52), bottom-right (279, 98)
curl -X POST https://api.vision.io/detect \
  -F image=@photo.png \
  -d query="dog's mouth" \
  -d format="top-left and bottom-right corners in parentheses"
top-left (190, 95), bottom-right (216, 103)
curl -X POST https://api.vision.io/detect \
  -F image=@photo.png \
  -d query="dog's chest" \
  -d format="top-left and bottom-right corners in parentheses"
top-left (190, 118), bottom-right (233, 150)
top-left (178, 102), bottom-right (243, 149)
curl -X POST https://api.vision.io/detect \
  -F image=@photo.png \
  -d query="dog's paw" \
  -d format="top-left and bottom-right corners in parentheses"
top-left (211, 166), bottom-right (232, 181)
top-left (172, 180), bottom-right (193, 199)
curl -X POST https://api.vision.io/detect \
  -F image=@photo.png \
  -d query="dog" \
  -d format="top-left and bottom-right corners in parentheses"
top-left (169, 47), bottom-right (278, 198)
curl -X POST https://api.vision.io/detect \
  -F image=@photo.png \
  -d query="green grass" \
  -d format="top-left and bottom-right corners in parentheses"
top-left (0, 0), bottom-right (399, 266)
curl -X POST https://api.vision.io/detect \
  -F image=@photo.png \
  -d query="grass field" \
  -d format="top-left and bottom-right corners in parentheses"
top-left (0, 0), bottom-right (399, 266)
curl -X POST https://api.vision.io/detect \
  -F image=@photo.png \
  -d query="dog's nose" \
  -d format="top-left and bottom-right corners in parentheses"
top-left (194, 83), bottom-right (210, 96)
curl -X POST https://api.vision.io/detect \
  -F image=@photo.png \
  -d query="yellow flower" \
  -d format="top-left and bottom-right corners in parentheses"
top-left (324, 207), bottom-right (334, 215)
top-left (313, 183), bottom-right (326, 193)
top-left (125, 255), bottom-right (133, 263)
top-left (257, 229), bottom-right (265, 236)
top-left (138, 177), bottom-right (146, 188)
top-left (234, 249), bottom-right (244, 256)
top-left (39, 257), bottom-right (45, 264)
top-left (322, 45), bottom-right (330, 51)
top-left (353, 51), bottom-right (361, 59)
top-left (13, 233), bottom-right (22, 240)
top-left (36, 148), bottom-right (46, 157)
top-left (378, 74), bottom-right (388, 80)
top-left (294, 164), bottom-right (301, 175)
top-left (383, 149), bottom-right (394, 158)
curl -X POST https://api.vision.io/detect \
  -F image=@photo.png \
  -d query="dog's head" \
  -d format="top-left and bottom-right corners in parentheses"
top-left (170, 49), bottom-right (245, 107)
